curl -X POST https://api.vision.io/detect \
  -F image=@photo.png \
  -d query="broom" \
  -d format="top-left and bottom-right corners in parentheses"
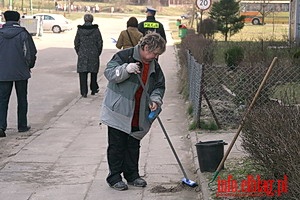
top-left (136, 73), bottom-right (198, 187)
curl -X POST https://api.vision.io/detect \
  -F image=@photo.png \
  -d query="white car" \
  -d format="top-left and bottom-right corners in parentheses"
top-left (33, 13), bottom-right (72, 33)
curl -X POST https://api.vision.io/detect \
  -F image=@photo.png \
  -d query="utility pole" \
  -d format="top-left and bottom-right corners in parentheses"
top-left (30, 0), bottom-right (33, 14)
top-left (289, 0), bottom-right (293, 45)
top-left (68, 0), bottom-right (71, 13)
top-left (9, 0), bottom-right (12, 10)
top-left (295, 0), bottom-right (300, 46)
top-left (63, 0), bottom-right (66, 16)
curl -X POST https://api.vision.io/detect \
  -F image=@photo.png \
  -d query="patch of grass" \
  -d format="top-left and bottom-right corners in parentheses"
top-left (180, 84), bottom-right (189, 100)
top-left (200, 120), bottom-right (219, 131)
top-left (187, 104), bottom-right (193, 116)
top-left (205, 157), bottom-right (266, 200)
top-left (264, 11), bottom-right (289, 24)
top-left (272, 82), bottom-right (300, 104)
top-left (180, 12), bottom-right (289, 40)
top-left (189, 121), bottom-right (198, 131)
top-left (189, 119), bottom-right (219, 131)
top-left (212, 40), bottom-right (290, 65)
top-left (214, 23), bottom-right (288, 42)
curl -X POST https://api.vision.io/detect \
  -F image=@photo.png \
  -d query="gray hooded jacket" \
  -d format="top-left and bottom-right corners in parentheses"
top-left (101, 45), bottom-right (165, 140)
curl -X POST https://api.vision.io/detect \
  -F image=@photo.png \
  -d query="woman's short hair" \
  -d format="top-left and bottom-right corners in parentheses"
top-left (139, 32), bottom-right (166, 55)
top-left (127, 17), bottom-right (138, 28)
top-left (84, 14), bottom-right (93, 23)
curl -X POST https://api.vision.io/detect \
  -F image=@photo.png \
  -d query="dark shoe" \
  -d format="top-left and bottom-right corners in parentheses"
top-left (128, 178), bottom-right (147, 187)
top-left (0, 129), bottom-right (6, 137)
top-left (82, 94), bottom-right (87, 98)
top-left (110, 181), bottom-right (128, 191)
top-left (18, 126), bottom-right (31, 132)
top-left (91, 89), bottom-right (99, 95)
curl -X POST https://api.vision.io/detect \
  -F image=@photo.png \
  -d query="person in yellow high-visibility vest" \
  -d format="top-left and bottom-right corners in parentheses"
top-left (138, 7), bottom-right (167, 44)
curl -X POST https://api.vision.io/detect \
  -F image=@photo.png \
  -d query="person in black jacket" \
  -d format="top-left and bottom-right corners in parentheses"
top-left (0, 11), bottom-right (37, 137)
top-left (74, 13), bottom-right (103, 98)
top-left (138, 7), bottom-right (167, 43)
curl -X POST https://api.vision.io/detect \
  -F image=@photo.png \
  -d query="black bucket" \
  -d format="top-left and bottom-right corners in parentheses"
top-left (195, 140), bottom-right (227, 172)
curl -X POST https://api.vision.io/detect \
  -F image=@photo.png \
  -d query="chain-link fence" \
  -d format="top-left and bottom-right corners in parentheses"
top-left (186, 51), bottom-right (203, 124)
top-left (179, 33), bottom-right (300, 199)
top-left (184, 43), bottom-right (300, 129)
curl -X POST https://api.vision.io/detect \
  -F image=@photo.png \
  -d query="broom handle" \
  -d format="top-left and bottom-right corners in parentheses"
top-left (157, 117), bottom-right (189, 179)
top-left (212, 57), bottom-right (278, 181)
top-left (136, 74), bottom-right (189, 179)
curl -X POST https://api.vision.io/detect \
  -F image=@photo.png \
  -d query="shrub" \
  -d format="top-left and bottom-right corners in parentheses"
top-left (177, 32), bottom-right (214, 101)
top-left (180, 32), bottom-right (214, 65)
top-left (242, 104), bottom-right (300, 199)
top-left (198, 18), bottom-right (217, 39)
top-left (292, 49), bottom-right (300, 59)
top-left (224, 46), bottom-right (244, 71)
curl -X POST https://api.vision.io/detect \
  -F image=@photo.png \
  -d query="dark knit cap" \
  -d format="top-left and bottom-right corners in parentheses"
top-left (4, 10), bottom-right (20, 22)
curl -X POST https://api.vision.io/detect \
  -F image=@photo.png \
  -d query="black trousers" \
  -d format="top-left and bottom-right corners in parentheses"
top-left (106, 126), bottom-right (141, 186)
top-left (79, 72), bottom-right (99, 96)
top-left (0, 80), bottom-right (28, 131)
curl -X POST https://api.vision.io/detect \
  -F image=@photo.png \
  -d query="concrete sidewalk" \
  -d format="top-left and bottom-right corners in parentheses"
top-left (0, 23), bottom-right (246, 199)
top-left (0, 39), bottom-right (203, 199)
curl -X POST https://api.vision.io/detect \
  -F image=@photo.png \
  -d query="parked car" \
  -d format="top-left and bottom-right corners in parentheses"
top-left (33, 13), bottom-right (72, 33)
top-left (180, 12), bottom-right (200, 20)
top-left (180, 13), bottom-right (192, 19)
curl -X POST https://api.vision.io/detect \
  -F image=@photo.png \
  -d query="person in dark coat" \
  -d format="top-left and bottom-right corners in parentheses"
top-left (0, 11), bottom-right (37, 137)
top-left (138, 7), bottom-right (167, 43)
top-left (74, 13), bottom-right (103, 98)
